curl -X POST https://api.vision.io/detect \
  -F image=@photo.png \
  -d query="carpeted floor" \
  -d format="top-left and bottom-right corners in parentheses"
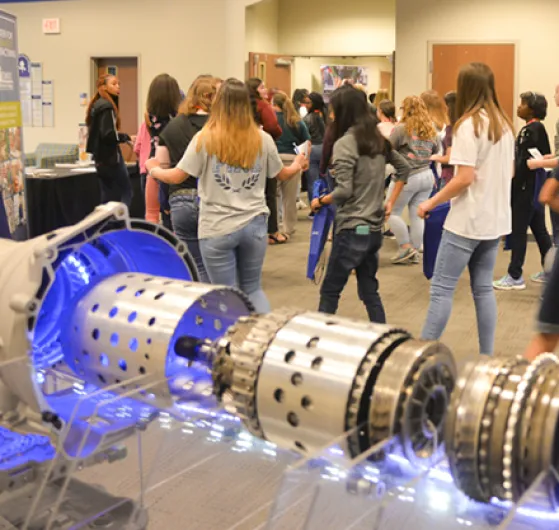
top-left (263, 212), bottom-right (545, 368)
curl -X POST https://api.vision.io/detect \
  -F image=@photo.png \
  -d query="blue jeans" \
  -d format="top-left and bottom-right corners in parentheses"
top-left (319, 229), bottom-right (386, 323)
top-left (387, 169), bottom-right (434, 249)
top-left (170, 195), bottom-right (209, 283)
top-left (199, 214), bottom-right (270, 313)
top-left (421, 230), bottom-right (500, 355)
top-left (306, 144), bottom-right (323, 204)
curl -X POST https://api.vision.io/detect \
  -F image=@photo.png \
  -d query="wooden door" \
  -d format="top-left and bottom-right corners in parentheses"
top-left (96, 57), bottom-right (139, 161)
top-left (380, 70), bottom-right (393, 99)
top-left (432, 44), bottom-right (515, 120)
top-left (248, 52), bottom-right (293, 96)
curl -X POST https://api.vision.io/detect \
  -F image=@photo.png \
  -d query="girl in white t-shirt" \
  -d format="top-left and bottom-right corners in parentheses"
top-left (418, 62), bottom-right (515, 356)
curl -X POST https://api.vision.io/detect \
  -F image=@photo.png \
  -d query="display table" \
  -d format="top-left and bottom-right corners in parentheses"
top-left (26, 163), bottom-right (144, 238)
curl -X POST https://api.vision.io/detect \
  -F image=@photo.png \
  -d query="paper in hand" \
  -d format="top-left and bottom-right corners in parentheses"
top-left (294, 142), bottom-right (309, 157)
top-left (528, 148), bottom-right (544, 160)
top-left (528, 148), bottom-right (552, 172)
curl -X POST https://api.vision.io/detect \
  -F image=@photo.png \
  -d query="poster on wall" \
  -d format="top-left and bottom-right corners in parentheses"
top-left (18, 53), bottom-right (32, 127)
top-left (320, 65), bottom-right (368, 101)
top-left (0, 10), bottom-right (26, 240)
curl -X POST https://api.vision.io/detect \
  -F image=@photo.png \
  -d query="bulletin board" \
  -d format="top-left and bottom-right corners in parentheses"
top-left (320, 65), bottom-right (369, 101)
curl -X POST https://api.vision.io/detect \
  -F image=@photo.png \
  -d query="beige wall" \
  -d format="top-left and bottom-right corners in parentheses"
top-left (395, 0), bottom-right (559, 140)
top-left (292, 56), bottom-right (392, 95)
top-left (3, 0), bottom-right (242, 151)
top-left (278, 0), bottom-right (395, 56)
top-left (245, 0), bottom-right (279, 55)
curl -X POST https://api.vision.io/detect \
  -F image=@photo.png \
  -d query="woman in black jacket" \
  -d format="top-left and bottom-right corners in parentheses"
top-left (86, 75), bottom-right (132, 207)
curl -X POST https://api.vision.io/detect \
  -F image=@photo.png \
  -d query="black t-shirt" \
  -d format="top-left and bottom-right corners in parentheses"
top-left (159, 113), bottom-right (208, 192)
top-left (515, 120), bottom-right (551, 190)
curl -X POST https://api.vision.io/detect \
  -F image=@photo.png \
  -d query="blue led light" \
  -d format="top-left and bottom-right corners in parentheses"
top-left (100, 354), bottom-right (109, 367)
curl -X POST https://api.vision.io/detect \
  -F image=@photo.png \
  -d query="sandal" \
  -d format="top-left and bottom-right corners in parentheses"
top-left (268, 234), bottom-right (287, 245)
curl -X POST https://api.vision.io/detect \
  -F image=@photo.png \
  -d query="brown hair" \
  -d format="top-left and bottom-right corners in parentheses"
top-left (86, 75), bottom-right (120, 128)
top-left (420, 90), bottom-right (449, 132)
top-left (197, 78), bottom-right (262, 169)
top-left (373, 89), bottom-right (391, 108)
top-left (379, 99), bottom-right (396, 122)
top-left (272, 92), bottom-right (300, 129)
top-left (400, 96), bottom-right (437, 140)
top-left (180, 76), bottom-right (219, 115)
top-left (454, 62), bottom-right (513, 142)
top-left (246, 77), bottom-right (263, 100)
top-left (146, 73), bottom-right (181, 119)
top-left (444, 91), bottom-right (458, 127)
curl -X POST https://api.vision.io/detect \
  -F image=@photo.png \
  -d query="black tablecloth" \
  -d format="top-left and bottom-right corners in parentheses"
top-left (26, 164), bottom-right (145, 238)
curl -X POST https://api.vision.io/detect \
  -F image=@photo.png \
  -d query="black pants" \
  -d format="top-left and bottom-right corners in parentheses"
top-left (96, 158), bottom-right (132, 209)
top-left (319, 228), bottom-right (386, 323)
top-left (508, 185), bottom-right (552, 280)
top-left (266, 177), bottom-right (278, 234)
top-left (539, 247), bottom-right (559, 334)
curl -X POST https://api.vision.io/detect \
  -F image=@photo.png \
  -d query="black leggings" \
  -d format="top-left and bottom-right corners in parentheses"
top-left (96, 158), bottom-right (132, 209)
top-left (266, 177), bottom-right (278, 234)
top-left (508, 186), bottom-right (552, 279)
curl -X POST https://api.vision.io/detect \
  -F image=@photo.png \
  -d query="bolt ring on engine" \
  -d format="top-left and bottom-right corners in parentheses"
top-left (369, 339), bottom-right (456, 468)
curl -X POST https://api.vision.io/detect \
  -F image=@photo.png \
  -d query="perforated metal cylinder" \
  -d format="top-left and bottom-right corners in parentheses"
top-left (254, 311), bottom-right (408, 455)
top-left (60, 273), bottom-right (252, 403)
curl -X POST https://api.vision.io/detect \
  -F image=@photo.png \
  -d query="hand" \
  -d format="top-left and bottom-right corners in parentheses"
top-left (145, 158), bottom-right (160, 173)
top-left (418, 199), bottom-right (433, 219)
top-left (130, 135), bottom-right (137, 144)
top-left (430, 154), bottom-right (441, 162)
top-left (310, 198), bottom-right (322, 212)
top-left (384, 202), bottom-right (392, 221)
top-left (544, 154), bottom-right (555, 159)
top-left (294, 153), bottom-right (308, 170)
top-left (527, 158), bottom-right (542, 170)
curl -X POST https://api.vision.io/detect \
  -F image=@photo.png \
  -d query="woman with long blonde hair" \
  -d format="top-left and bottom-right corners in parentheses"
top-left (272, 91), bottom-right (311, 237)
top-left (386, 95), bottom-right (441, 264)
top-left (146, 78), bottom-right (307, 312)
top-left (418, 62), bottom-right (514, 355)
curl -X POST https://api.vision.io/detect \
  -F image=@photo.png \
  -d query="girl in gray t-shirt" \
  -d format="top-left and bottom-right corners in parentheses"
top-left (386, 96), bottom-right (441, 265)
top-left (145, 79), bottom-right (306, 312)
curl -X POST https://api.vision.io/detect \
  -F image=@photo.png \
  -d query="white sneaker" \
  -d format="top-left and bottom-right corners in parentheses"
top-left (493, 274), bottom-right (526, 291)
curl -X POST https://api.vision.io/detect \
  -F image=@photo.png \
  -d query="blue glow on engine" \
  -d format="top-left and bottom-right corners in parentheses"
top-left (0, 427), bottom-right (55, 470)
top-left (32, 229), bottom-right (194, 370)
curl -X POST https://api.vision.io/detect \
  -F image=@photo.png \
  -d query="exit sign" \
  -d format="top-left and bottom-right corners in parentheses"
top-left (42, 18), bottom-right (61, 35)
